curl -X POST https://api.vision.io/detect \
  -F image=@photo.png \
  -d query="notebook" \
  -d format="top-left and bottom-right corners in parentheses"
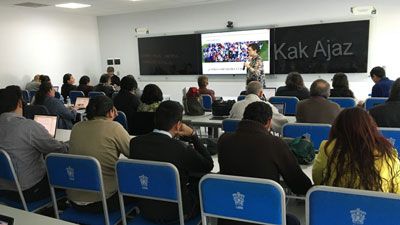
top-left (34, 115), bottom-right (57, 137)
top-left (74, 97), bottom-right (90, 109)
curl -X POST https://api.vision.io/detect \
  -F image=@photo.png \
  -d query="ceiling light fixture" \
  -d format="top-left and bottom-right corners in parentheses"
top-left (55, 3), bottom-right (91, 9)
top-left (350, 6), bottom-right (376, 15)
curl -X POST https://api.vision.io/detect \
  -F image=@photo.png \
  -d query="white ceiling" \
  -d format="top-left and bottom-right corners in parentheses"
top-left (0, 0), bottom-right (234, 16)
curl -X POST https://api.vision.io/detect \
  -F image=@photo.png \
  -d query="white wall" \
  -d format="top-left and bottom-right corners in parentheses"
top-left (0, 6), bottom-right (102, 88)
top-left (97, 0), bottom-right (400, 102)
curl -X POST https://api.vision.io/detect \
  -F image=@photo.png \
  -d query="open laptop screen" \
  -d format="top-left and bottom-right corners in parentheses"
top-left (34, 115), bottom-right (57, 137)
top-left (75, 97), bottom-right (90, 109)
top-left (272, 103), bottom-right (285, 114)
top-left (263, 87), bottom-right (276, 100)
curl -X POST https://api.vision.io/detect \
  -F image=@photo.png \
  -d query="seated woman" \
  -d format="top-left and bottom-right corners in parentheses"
top-left (94, 74), bottom-right (115, 98)
top-left (114, 75), bottom-right (141, 129)
top-left (61, 73), bottom-right (77, 103)
top-left (76, 75), bottom-right (94, 96)
top-left (330, 73), bottom-right (355, 98)
top-left (313, 107), bottom-right (400, 193)
top-left (67, 95), bottom-right (131, 213)
top-left (197, 75), bottom-right (216, 101)
top-left (33, 82), bottom-right (77, 129)
top-left (276, 72), bottom-right (310, 100)
top-left (137, 84), bottom-right (163, 112)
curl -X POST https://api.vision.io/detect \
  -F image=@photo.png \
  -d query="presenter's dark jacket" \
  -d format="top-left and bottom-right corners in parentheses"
top-left (330, 88), bottom-right (355, 98)
top-left (369, 101), bottom-right (400, 127)
top-left (276, 86), bottom-right (310, 100)
top-left (372, 77), bottom-right (394, 97)
top-left (217, 120), bottom-right (312, 225)
top-left (61, 83), bottom-right (77, 103)
top-left (111, 75), bottom-right (121, 87)
top-left (130, 132), bottom-right (213, 222)
top-left (296, 96), bottom-right (341, 124)
top-left (113, 90), bottom-right (140, 131)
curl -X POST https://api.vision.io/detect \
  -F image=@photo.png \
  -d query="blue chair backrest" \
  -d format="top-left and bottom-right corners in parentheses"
top-left (282, 123), bottom-right (331, 150)
top-left (365, 97), bottom-right (387, 110)
top-left (0, 150), bottom-right (17, 182)
top-left (269, 96), bottom-right (299, 115)
top-left (200, 174), bottom-right (286, 225)
top-left (116, 159), bottom-right (180, 202)
top-left (21, 90), bottom-right (30, 103)
top-left (29, 91), bottom-right (36, 102)
top-left (237, 95), bottom-right (246, 101)
top-left (306, 186), bottom-right (400, 225)
top-left (114, 111), bottom-right (128, 131)
top-left (45, 154), bottom-right (103, 192)
top-left (201, 95), bottom-right (212, 111)
top-left (222, 119), bottom-right (241, 133)
top-left (54, 91), bottom-right (61, 99)
top-left (88, 91), bottom-right (106, 99)
top-left (69, 91), bottom-right (85, 104)
top-left (328, 97), bottom-right (356, 108)
top-left (379, 127), bottom-right (400, 153)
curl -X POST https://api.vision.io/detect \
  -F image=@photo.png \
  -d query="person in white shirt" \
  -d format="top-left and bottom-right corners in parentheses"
top-left (230, 81), bottom-right (288, 133)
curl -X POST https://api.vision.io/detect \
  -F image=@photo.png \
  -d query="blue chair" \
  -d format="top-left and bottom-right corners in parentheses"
top-left (306, 185), bottom-right (400, 225)
top-left (69, 91), bottom-right (85, 104)
top-left (379, 127), bottom-right (400, 154)
top-left (0, 149), bottom-right (56, 212)
top-left (55, 91), bottom-right (61, 100)
top-left (282, 123), bottom-right (331, 150)
top-left (237, 95), bottom-right (246, 101)
top-left (89, 91), bottom-right (106, 99)
top-left (46, 153), bottom-right (136, 225)
top-left (365, 97), bottom-right (387, 110)
top-left (115, 111), bottom-right (128, 131)
top-left (201, 94), bottom-right (212, 111)
top-left (29, 91), bottom-right (36, 103)
top-left (199, 174), bottom-right (286, 225)
top-left (21, 90), bottom-right (30, 103)
top-left (222, 119), bottom-right (241, 133)
top-left (23, 105), bottom-right (50, 119)
top-left (269, 96), bottom-right (299, 116)
top-left (328, 97), bottom-right (356, 108)
top-left (116, 159), bottom-right (201, 225)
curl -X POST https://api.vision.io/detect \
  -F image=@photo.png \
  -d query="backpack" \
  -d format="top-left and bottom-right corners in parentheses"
top-left (183, 87), bottom-right (205, 116)
top-left (212, 99), bottom-right (236, 116)
top-left (282, 136), bottom-right (315, 165)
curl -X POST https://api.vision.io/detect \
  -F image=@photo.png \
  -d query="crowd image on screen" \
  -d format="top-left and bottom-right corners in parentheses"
top-left (203, 41), bottom-right (264, 63)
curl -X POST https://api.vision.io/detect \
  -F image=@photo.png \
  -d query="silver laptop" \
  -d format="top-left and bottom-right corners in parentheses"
top-left (34, 115), bottom-right (58, 137)
top-left (74, 97), bottom-right (90, 109)
top-left (263, 87), bottom-right (276, 100)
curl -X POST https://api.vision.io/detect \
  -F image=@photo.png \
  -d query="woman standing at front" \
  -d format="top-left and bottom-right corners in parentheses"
top-left (244, 43), bottom-right (265, 88)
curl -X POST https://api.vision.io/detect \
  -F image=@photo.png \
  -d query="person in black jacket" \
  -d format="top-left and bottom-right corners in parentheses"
top-left (114, 75), bottom-right (140, 132)
top-left (107, 66), bottom-right (121, 87)
top-left (330, 73), bottom-right (355, 98)
top-left (370, 78), bottom-right (400, 127)
top-left (94, 74), bottom-right (115, 98)
top-left (218, 101), bottom-right (312, 225)
top-left (276, 72), bottom-right (310, 100)
top-left (61, 73), bottom-right (77, 102)
top-left (76, 75), bottom-right (94, 96)
top-left (130, 101), bottom-right (213, 223)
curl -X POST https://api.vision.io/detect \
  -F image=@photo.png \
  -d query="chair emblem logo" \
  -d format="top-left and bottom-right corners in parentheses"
top-left (232, 192), bottom-right (245, 210)
top-left (303, 133), bottom-right (311, 140)
top-left (139, 175), bottom-right (149, 190)
top-left (66, 166), bottom-right (75, 181)
top-left (350, 208), bottom-right (366, 225)
top-left (389, 138), bottom-right (396, 146)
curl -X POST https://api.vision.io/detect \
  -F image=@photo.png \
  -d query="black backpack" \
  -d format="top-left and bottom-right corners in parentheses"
top-left (183, 87), bottom-right (205, 116)
top-left (212, 100), bottom-right (236, 116)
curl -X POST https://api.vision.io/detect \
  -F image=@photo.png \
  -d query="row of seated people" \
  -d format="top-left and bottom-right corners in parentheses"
top-left (1, 83), bottom-right (400, 225)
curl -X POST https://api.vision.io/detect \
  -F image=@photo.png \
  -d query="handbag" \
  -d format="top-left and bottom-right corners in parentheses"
top-left (282, 136), bottom-right (315, 165)
top-left (211, 100), bottom-right (236, 116)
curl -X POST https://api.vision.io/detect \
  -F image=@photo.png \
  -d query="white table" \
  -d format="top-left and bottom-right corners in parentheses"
top-left (0, 205), bottom-right (76, 225)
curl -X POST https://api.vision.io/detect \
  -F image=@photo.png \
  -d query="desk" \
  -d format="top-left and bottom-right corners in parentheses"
top-left (183, 112), bottom-right (222, 128)
top-left (0, 205), bottom-right (76, 225)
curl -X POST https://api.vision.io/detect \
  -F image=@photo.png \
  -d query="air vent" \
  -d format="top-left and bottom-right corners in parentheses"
top-left (14, 2), bottom-right (50, 8)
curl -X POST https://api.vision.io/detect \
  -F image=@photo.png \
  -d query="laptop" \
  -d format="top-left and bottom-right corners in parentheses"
top-left (74, 97), bottom-right (90, 109)
top-left (273, 103), bottom-right (285, 114)
top-left (34, 115), bottom-right (57, 137)
top-left (263, 87), bottom-right (276, 100)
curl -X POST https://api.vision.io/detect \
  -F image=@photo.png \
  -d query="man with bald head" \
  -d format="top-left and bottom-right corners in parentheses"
top-left (296, 79), bottom-right (341, 124)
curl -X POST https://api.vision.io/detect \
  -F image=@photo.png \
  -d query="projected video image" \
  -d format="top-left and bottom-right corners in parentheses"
top-left (202, 41), bottom-right (269, 63)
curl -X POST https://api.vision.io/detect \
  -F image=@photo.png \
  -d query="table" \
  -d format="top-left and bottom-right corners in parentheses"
top-left (0, 205), bottom-right (76, 225)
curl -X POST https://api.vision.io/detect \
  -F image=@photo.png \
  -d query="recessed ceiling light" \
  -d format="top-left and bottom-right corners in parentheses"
top-left (55, 3), bottom-right (91, 9)
top-left (130, 0), bottom-right (142, 2)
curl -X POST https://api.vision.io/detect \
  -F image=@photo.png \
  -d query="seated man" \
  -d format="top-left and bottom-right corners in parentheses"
top-left (130, 100), bottom-right (213, 223)
top-left (230, 81), bottom-right (288, 133)
top-left (296, 79), bottom-right (341, 124)
top-left (197, 75), bottom-right (216, 101)
top-left (370, 66), bottom-right (394, 97)
top-left (0, 85), bottom-right (68, 202)
top-left (219, 101), bottom-right (312, 225)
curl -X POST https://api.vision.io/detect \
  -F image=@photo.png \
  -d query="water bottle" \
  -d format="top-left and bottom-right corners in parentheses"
top-left (66, 96), bottom-right (71, 107)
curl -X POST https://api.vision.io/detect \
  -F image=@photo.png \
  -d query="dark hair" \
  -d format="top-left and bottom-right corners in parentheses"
top-left (107, 66), bottom-right (114, 73)
top-left (120, 75), bottom-right (138, 92)
top-left (0, 85), bottom-right (22, 114)
top-left (79, 76), bottom-right (90, 85)
top-left (332, 73), bottom-right (349, 89)
top-left (370, 66), bottom-right (386, 78)
top-left (141, 84), bottom-right (163, 105)
top-left (286, 72), bottom-right (305, 90)
top-left (155, 100), bottom-right (183, 131)
top-left (388, 78), bottom-right (400, 101)
top-left (86, 95), bottom-right (114, 120)
top-left (310, 79), bottom-right (330, 98)
top-left (323, 107), bottom-right (398, 192)
top-left (34, 82), bottom-right (53, 105)
top-left (197, 75), bottom-right (208, 88)
top-left (99, 74), bottom-right (110, 84)
top-left (248, 43), bottom-right (260, 53)
top-left (63, 73), bottom-right (72, 84)
top-left (243, 102), bottom-right (272, 125)
top-left (39, 75), bottom-right (50, 83)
